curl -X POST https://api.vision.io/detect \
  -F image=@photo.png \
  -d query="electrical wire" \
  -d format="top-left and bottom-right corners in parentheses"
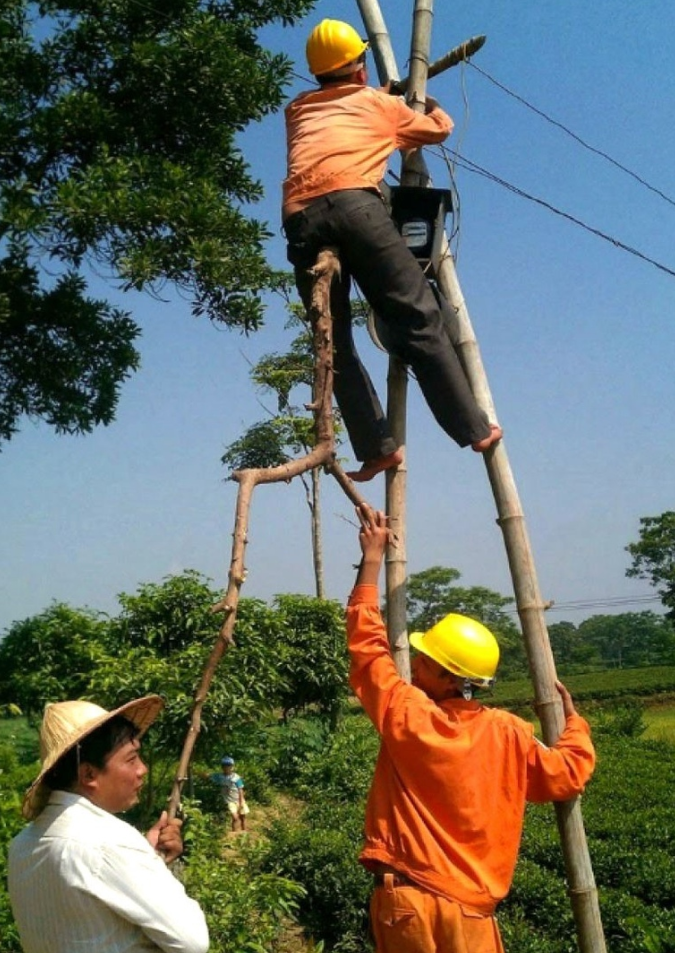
top-left (467, 61), bottom-right (675, 210)
top-left (431, 144), bottom-right (675, 280)
top-left (504, 593), bottom-right (663, 616)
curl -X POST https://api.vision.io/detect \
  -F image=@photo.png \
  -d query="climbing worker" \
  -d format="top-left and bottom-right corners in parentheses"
top-left (282, 18), bottom-right (502, 482)
top-left (346, 505), bottom-right (596, 953)
top-left (8, 695), bottom-right (209, 953)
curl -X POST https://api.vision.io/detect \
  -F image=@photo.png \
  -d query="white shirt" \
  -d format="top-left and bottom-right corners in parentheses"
top-left (8, 791), bottom-right (209, 953)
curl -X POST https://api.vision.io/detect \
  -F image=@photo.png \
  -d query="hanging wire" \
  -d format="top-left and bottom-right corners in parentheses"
top-left (504, 593), bottom-right (662, 616)
top-left (431, 144), bottom-right (675, 280)
top-left (467, 61), bottom-right (675, 210)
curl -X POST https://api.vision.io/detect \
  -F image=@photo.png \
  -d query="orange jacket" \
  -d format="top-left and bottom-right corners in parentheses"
top-left (347, 585), bottom-right (596, 914)
top-left (282, 84), bottom-right (453, 218)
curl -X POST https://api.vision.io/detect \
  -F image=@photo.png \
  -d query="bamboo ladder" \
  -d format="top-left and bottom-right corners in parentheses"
top-left (356, 0), bottom-right (607, 950)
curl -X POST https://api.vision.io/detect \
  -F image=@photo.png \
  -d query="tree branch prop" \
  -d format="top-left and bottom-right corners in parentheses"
top-left (167, 249), bottom-right (370, 818)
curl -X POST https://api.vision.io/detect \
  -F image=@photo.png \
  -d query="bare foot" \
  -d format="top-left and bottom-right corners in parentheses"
top-left (471, 425), bottom-right (503, 453)
top-left (346, 448), bottom-right (403, 482)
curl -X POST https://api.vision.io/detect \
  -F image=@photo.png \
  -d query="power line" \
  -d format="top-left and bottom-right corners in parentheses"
top-left (467, 61), bottom-right (675, 210)
top-left (433, 145), bottom-right (675, 280)
top-left (505, 593), bottom-right (663, 616)
top-left (547, 594), bottom-right (661, 612)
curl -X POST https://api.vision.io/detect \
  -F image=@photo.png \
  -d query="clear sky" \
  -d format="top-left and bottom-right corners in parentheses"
top-left (2, 0), bottom-right (674, 634)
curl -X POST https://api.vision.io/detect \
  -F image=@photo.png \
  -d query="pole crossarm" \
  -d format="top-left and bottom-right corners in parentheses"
top-left (391, 35), bottom-right (487, 95)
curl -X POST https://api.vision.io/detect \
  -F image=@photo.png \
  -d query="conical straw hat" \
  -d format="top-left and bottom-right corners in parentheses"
top-left (23, 695), bottom-right (164, 820)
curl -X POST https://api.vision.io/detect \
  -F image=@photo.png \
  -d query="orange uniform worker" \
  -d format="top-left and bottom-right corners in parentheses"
top-left (346, 507), bottom-right (596, 953)
top-left (283, 20), bottom-right (501, 483)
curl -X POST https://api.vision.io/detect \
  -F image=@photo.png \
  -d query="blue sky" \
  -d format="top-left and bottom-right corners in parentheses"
top-left (1, 0), bottom-right (674, 633)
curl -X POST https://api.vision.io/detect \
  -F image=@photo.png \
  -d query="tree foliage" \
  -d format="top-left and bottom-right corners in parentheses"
top-left (0, 249), bottom-right (140, 442)
top-left (626, 512), bottom-right (675, 621)
top-left (271, 594), bottom-right (349, 725)
top-left (0, 573), bottom-right (349, 769)
top-left (0, 0), bottom-right (314, 444)
top-left (0, 603), bottom-right (109, 717)
top-left (221, 311), bottom-right (346, 597)
top-left (577, 612), bottom-right (675, 670)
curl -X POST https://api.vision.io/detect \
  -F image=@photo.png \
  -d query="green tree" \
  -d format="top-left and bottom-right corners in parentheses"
top-left (271, 594), bottom-right (349, 727)
top-left (626, 512), bottom-right (675, 621)
top-left (108, 570), bottom-right (221, 657)
top-left (0, 603), bottom-right (109, 717)
top-left (406, 566), bottom-right (527, 678)
top-left (222, 314), bottom-right (345, 598)
top-left (577, 611), bottom-right (675, 669)
top-left (0, 0), bottom-right (313, 445)
top-left (0, 251), bottom-right (140, 443)
top-left (406, 565), bottom-right (462, 632)
top-left (98, 573), bottom-right (286, 763)
top-left (547, 620), bottom-right (598, 671)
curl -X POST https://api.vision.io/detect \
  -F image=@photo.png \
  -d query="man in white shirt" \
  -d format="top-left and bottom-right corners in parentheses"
top-left (8, 695), bottom-right (209, 953)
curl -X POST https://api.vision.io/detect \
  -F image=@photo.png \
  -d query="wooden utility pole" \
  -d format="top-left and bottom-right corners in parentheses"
top-left (356, 1), bottom-right (606, 951)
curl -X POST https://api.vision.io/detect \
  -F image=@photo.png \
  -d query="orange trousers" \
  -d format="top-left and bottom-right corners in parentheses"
top-left (370, 876), bottom-right (505, 953)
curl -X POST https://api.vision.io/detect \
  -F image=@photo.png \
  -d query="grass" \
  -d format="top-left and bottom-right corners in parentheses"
top-left (642, 703), bottom-right (675, 743)
top-left (0, 716), bottom-right (37, 765)
top-left (493, 666), bottom-right (675, 710)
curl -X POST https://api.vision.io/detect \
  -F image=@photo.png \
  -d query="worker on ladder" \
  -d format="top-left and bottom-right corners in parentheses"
top-left (282, 19), bottom-right (502, 482)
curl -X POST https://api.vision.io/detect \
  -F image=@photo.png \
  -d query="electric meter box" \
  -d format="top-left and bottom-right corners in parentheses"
top-left (389, 187), bottom-right (452, 269)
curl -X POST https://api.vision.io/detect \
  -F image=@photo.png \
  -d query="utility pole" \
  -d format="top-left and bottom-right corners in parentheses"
top-left (356, 1), bottom-right (606, 950)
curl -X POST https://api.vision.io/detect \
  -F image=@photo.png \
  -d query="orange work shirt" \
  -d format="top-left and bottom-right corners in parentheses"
top-left (282, 84), bottom-right (453, 219)
top-left (347, 585), bottom-right (596, 915)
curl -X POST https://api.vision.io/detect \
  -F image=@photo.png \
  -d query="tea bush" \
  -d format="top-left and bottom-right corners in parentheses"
top-left (181, 801), bottom-right (306, 953)
top-left (259, 800), bottom-right (371, 951)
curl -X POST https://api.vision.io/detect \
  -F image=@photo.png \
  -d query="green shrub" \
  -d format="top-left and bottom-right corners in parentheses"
top-left (293, 712), bottom-right (379, 804)
top-left (0, 781), bottom-right (29, 953)
top-left (593, 699), bottom-right (647, 738)
top-left (181, 801), bottom-right (306, 953)
top-left (0, 744), bottom-right (18, 775)
top-left (259, 801), bottom-right (371, 951)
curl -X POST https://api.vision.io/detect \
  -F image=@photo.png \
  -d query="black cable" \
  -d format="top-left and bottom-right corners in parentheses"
top-left (468, 61), bottom-right (675, 210)
top-left (435, 145), bottom-right (675, 280)
top-left (505, 594), bottom-right (662, 615)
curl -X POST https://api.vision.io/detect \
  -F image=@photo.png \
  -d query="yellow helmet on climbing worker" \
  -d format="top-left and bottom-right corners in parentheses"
top-left (409, 613), bottom-right (500, 688)
top-left (306, 19), bottom-right (369, 76)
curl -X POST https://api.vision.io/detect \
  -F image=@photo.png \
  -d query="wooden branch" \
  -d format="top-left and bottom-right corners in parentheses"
top-left (167, 249), bottom-right (370, 818)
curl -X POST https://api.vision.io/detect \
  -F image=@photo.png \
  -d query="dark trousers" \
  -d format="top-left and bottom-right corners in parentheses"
top-left (284, 190), bottom-right (490, 462)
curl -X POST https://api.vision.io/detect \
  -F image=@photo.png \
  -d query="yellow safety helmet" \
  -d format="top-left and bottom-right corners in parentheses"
top-left (306, 19), bottom-right (369, 76)
top-left (409, 613), bottom-right (499, 687)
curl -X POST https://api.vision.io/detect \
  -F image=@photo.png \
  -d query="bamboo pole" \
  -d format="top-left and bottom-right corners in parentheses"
top-left (436, 248), bottom-right (607, 953)
top-left (383, 0), bottom-right (434, 683)
top-left (355, 0), bottom-right (409, 679)
top-left (356, 1), bottom-right (606, 950)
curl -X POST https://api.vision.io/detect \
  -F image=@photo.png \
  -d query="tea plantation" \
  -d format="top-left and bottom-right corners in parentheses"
top-left (2, 680), bottom-right (675, 952)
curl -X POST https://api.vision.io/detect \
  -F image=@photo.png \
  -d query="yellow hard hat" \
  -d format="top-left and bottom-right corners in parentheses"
top-left (409, 613), bottom-right (499, 687)
top-left (306, 19), bottom-right (369, 76)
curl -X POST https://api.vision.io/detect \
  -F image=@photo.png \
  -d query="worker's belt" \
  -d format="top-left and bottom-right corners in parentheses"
top-left (373, 869), bottom-right (418, 889)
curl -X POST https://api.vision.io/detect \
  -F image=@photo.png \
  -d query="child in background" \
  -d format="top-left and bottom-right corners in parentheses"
top-left (212, 756), bottom-right (249, 832)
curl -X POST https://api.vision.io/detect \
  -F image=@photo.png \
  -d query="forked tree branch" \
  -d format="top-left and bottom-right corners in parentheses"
top-left (168, 249), bottom-right (370, 817)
